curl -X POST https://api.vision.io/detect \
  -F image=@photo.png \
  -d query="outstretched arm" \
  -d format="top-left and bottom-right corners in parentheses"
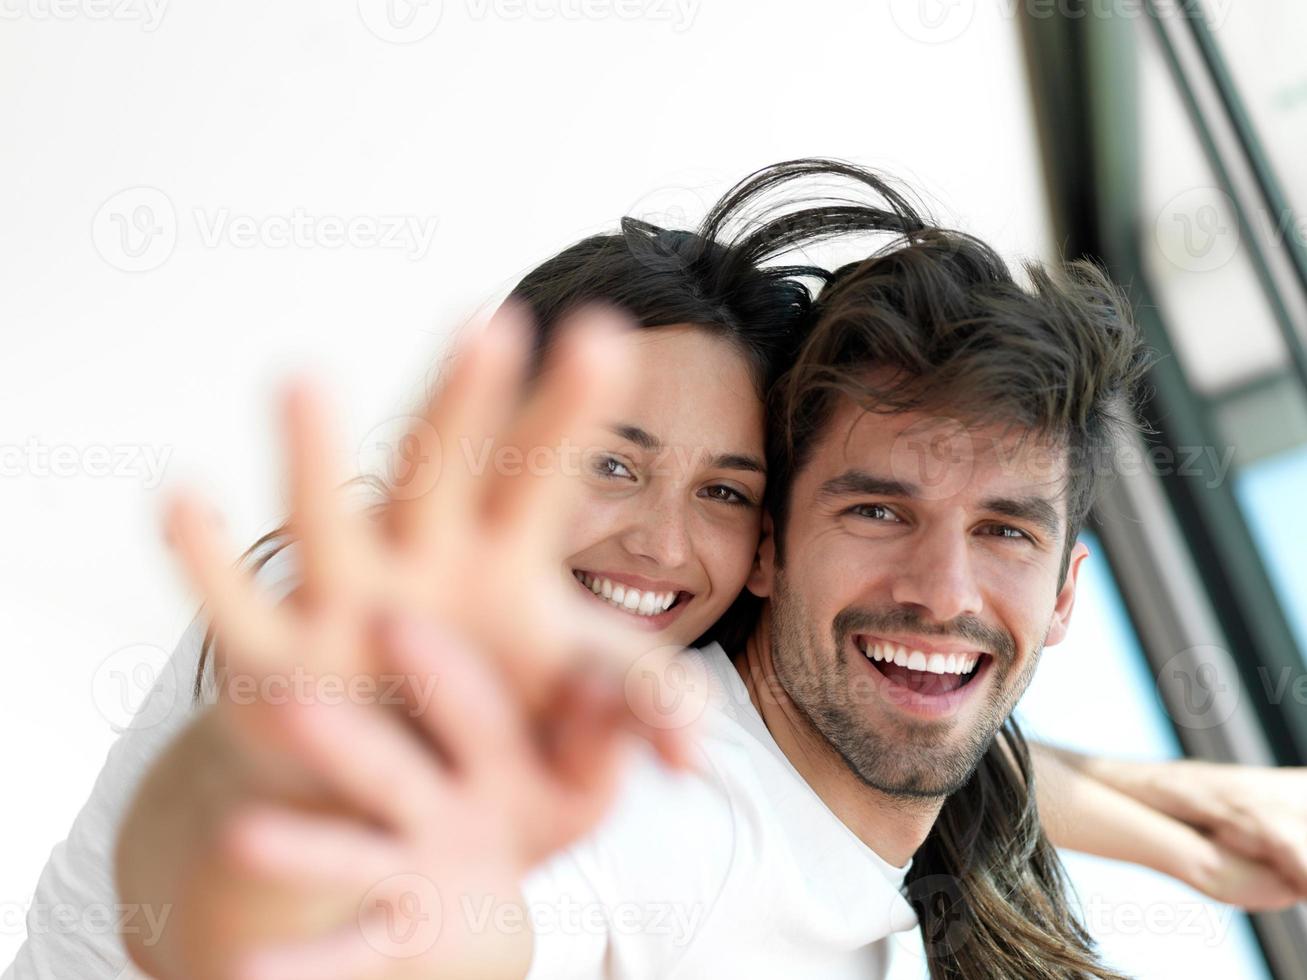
top-left (116, 307), bottom-right (690, 979)
top-left (1029, 742), bottom-right (1307, 910)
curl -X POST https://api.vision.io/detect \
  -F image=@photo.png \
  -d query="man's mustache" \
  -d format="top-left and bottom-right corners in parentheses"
top-left (831, 606), bottom-right (1016, 664)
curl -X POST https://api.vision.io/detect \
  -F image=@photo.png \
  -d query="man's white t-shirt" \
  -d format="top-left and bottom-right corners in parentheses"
top-left (521, 643), bottom-right (919, 979)
top-left (3, 548), bottom-right (918, 978)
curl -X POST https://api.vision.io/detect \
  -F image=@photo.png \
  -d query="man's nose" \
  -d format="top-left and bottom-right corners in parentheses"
top-left (889, 524), bottom-right (983, 623)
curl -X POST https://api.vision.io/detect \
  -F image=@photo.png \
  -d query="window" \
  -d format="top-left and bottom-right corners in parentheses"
top-left (1017, 534), bottom-right (1271, 979)
top-left (1020, 2), bottom-right (1307, 973)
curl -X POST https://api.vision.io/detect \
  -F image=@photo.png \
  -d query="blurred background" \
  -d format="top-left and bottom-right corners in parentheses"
top-left (1, 1), bottom-right (1304, 976)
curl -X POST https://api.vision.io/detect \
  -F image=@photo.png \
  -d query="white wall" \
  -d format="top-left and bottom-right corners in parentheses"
top-left (0, 0), bottom-right (1052, 967)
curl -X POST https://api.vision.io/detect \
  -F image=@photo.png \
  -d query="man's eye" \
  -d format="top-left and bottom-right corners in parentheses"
top-left (848, 503), bottom-right (898, 522)
top-left (985, 524), bottom-right (1031, 542)
top-left (594, 455), bottom-right (634, 480)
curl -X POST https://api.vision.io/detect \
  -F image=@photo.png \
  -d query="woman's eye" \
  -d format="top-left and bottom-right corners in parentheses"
top-left (701, 484), bottom-right (752, 506)
top-left (848, 503), bottom-right (898, 522)
top-left (594, 455), bottom-right (634, 480)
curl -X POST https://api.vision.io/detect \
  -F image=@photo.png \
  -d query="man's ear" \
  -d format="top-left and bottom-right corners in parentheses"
top-left (1044, 539), bottom-right (1090, 647)
top-left (747, 512), bottom-right (777, 598)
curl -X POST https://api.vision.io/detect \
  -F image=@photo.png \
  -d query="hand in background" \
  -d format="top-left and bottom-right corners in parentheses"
top-left (1143, 760), bottom-right (1307, 902)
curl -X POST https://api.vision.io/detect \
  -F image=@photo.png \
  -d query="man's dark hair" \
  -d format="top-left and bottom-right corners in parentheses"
top-left (768, 225), bottom-right (1152, 584)
top-left (766, 217), bottom-right (1151, 980)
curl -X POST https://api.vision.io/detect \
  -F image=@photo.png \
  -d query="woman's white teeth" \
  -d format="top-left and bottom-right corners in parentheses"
top-left (860, 640), bottom-right (978, 676)
top-left (575, 572), bottom-right (677, 617)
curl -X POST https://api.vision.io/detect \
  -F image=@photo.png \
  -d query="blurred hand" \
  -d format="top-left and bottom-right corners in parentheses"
top-left (213, 614), bottom-right (638, 980)
top-left (119, 305), bottom-right (697, 980)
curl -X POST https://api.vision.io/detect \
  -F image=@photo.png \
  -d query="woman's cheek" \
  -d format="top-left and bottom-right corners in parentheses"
top-left (702, 512), bottom-right (764, 603)
top-left (561, 485), bottom-right (628, 556)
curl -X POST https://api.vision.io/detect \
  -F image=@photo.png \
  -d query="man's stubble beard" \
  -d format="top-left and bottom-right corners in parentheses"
top-left (767, 570), bottom-right (1044, 799)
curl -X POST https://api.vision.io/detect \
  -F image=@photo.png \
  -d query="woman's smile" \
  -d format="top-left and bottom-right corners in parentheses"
top-left (571, 568), bottom-right (697, 631)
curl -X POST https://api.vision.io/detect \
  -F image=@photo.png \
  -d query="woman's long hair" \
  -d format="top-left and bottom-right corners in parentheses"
top-left (906, 719), bottom-right (1130, 979)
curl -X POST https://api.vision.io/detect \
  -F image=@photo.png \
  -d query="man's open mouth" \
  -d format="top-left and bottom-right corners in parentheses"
top-left (855, 636), bottom-right (988, 697)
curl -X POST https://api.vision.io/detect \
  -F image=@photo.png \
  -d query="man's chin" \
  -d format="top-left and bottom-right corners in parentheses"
top-left (836, 708), bottom-right (1004, 799)
top-left (852, 752), bottom-right (985, 800)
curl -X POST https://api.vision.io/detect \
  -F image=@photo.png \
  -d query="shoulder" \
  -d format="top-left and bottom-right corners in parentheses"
top-left (520, 649), bottom-right (779, 978)
top-left (5, 613), bottom-right (212, 978)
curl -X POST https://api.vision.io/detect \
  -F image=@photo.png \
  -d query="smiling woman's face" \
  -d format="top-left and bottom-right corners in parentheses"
top-left (564, 323), bottom-right (767, 650)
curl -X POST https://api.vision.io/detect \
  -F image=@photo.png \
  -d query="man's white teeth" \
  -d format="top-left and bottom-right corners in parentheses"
top-left (574, 572), bottom-right (677, 617)
top-left (860, 640), bottom-right (979, 676)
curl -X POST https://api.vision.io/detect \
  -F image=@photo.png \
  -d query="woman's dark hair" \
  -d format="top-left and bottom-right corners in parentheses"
top-left (192, 158), bottom-right (927, 689)
top-left (907, 719), bottom-right (1131, 980)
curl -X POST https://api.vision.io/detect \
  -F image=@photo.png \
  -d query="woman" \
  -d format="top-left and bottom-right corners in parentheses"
top-left (17, 161), bottom-right (1298, 980)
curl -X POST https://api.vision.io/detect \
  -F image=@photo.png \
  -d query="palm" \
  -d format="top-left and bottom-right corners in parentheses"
top-left (161, 306), bottom-right (684, 979)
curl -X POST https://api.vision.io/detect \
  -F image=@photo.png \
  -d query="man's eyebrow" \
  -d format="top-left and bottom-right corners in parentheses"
top-left (815, 470), bottom-right (919, 501)
top-left (815, 470), bottom-right (1064, 535)
top-left (609, 425), bottom-right (765, 475)
top-left (981, 495), bottom-right (1062, 537)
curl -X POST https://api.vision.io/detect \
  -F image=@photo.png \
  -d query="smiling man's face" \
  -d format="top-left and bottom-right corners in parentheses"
top-left (750, 396), bottom-right (1089, 798)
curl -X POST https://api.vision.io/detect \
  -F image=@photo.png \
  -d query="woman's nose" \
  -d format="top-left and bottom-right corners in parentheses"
top-left (620, 493), bottom-right (693, 568)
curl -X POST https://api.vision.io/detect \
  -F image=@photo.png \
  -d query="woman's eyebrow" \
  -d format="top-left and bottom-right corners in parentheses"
top-left (608, 424), bottom-right (764, 475)
top-left (712, 452), bottom-right (765, 474)
top-left (609, 423), bottom-right (661, 452)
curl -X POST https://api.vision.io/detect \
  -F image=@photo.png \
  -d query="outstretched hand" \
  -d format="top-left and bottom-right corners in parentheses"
top-left (129, 305), bottom-right (701, 980)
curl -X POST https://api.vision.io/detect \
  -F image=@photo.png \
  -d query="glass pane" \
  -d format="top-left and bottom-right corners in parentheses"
top-left (1139, 9), bottom-right (1292, 398)
top-left (1236, 444), bottom-right (1307, 652)
top-left (1138, 6), bottom-right (1307, 663)
top-left (1014, 534), bottom-right (1271, 979)
top-left (1195, 1), bottom-right (1307, 627)
top-left (1200, 0), bottom-right (1307, 219)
